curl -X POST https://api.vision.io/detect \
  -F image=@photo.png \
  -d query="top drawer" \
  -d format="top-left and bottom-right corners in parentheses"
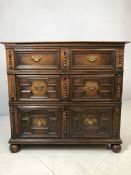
top-left (8, 49), bottom-right (60, 70)
top-left (70, 49), bottom-right (116, 70)
top-left (6, 46), bottom-right (124, 71)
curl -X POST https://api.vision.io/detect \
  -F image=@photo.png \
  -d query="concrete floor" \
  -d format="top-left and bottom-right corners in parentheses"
top-left (0, 100), bottom-right (131, 175)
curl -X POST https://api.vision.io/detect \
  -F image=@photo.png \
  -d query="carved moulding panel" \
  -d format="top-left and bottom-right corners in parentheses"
top-left (6, 49), bottom-right (15, 70)
top-left (9, 106), bottom-right (19, 137)
top-left (115, 75), bottom-right (123, 99)
top-left (71, 75), bottom-right (114, 100)
top-left (116, 49), bottom-right (124, 69)
top-left (8, 75), bottom-right (16, 101)
top-left (113, 106), bottom-right (121, 138)
top-left (19, 107), bottom-right (61, 137)
top-left (61, 49), bottom-right (69, 69)
top-left (70, 107), bottom-right (113, 138)
top-left (16, 75), bottom-right (59, 100)
top-left (62, 107), bottom-right (69, 139)
top-left (61, 75), bottom-right (69, 101)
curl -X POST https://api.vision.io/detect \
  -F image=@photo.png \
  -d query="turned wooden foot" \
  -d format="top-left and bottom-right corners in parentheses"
top-left (10, 144), bottom-right (21, 153)
top-left (111, 144), bottom-right (121, 153)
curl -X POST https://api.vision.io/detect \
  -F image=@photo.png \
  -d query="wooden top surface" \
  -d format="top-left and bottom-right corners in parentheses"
top-left (1, 41), bottom-right (129, 48)
top-left (1, 41), bottom-right (129, 44)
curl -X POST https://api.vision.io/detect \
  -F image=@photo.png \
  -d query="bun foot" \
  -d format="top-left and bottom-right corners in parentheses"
top-left (10, 144), bottom-right (21, 153)
top-left (111, 144), bottom-right (121, 153)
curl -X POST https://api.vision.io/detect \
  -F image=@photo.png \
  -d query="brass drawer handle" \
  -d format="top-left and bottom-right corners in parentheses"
top-left (89, 87), bottom-right (95, 90)
top-left (33, 118), bottom-right (46, 127)
top-left (83, 81), bottom-right (99, 96)
top-left (87, 55), bottom-right (97, 62)
top-left (84, 118), bottom-right (97, 125)
top-left (35, 86), bottom-right (44, 91)
top-left (32, 55), bottom-right (41, 62)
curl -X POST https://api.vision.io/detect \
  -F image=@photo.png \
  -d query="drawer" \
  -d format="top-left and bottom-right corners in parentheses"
top-left (70, 49), bottom-right (116, 70)
top-left (70, 106), bottom-right (113, 138)
top-left (14, 49), bottom-right (60, 70)
top-left (16, 75), bottom-right (60, 101)
top-left (70, 74), bottom-right (116, 101)
top-left (15, 106), bottom-right (61, 138)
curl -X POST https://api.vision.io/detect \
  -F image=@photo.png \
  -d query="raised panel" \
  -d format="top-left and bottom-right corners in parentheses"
top-left (14, 49), bottom-right (60, 70)
top-left (70, 106), bottom-right (113, 138)
top-left (16, 75), bottom-right (60, 101)
top-left (70, 49), bottom-right (116, 69)
top-left (17, 106), bottom-right (61, 138)
top-left (70, 75), bottom-right (115, 101)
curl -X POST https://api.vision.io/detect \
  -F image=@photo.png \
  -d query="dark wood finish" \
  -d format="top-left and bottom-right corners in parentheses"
top-left (14, 48), bottom-right (60, 70)
top-left (70, 49), bottom-right (116, 70)
top-left (3, 41), bottom-right (126, 153)
top-left (15, 75), bottom-right (60, 101)
top-left (111, 144), bottom-right (121, 153)
top-left (70, 74), bottom-right (116, 101)
top-left (70, 106), bottom-right (113, 138)
top-left (17, 105), bottom-right (61, 138)
top-left (10, 144), bottom-right (21, 153)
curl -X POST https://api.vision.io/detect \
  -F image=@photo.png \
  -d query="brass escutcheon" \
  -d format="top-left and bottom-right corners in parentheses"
top-left (32, 55), bottom-right (41, 62)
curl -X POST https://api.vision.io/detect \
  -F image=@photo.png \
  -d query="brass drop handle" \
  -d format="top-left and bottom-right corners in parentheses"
top-left (87, 55), bottom-right (97, 62)
top-left (89, 87), bottom-right (96, 90)
top-left (36, 119), bottom-right (45, 127)
top-left (33, 119), bottom-right (46, 127)
top-left (84, 118), bottom-right (97, 125)
top-left (83, 81), bottom-right (99, 97)
top-left (35, 86), bottom-right (44, 91)
top-left (32, 55), bottom-right (41, 62)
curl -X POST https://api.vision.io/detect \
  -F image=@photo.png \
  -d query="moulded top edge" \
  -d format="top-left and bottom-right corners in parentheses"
top-left (0, 41), bottom-right (130, 45)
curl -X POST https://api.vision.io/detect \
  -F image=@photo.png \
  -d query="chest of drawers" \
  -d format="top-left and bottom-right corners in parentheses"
top-left (3, 42), bottom-right (127, 153)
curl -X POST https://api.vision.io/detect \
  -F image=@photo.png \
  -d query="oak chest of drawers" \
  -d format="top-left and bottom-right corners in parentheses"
top-left (3, 42), bottom-right (127, 153)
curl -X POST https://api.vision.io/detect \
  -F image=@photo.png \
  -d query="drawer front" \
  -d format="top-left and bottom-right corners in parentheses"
top-left (70, 49), bottom-right (116, 69)
top-left (70, 106), bottom-right (113, 138)
top-left (16, 106), bottom-right (61, 138)
top-left (70, 75), bottom-right (115, 101)
top-left (14, 49), bottom-right (60, 69)
top-left (16, 75), bottom-right (60, 101)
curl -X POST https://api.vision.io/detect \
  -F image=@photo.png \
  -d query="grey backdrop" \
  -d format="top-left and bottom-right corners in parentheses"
top-left (0, 0), bottom-right (131, 116)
